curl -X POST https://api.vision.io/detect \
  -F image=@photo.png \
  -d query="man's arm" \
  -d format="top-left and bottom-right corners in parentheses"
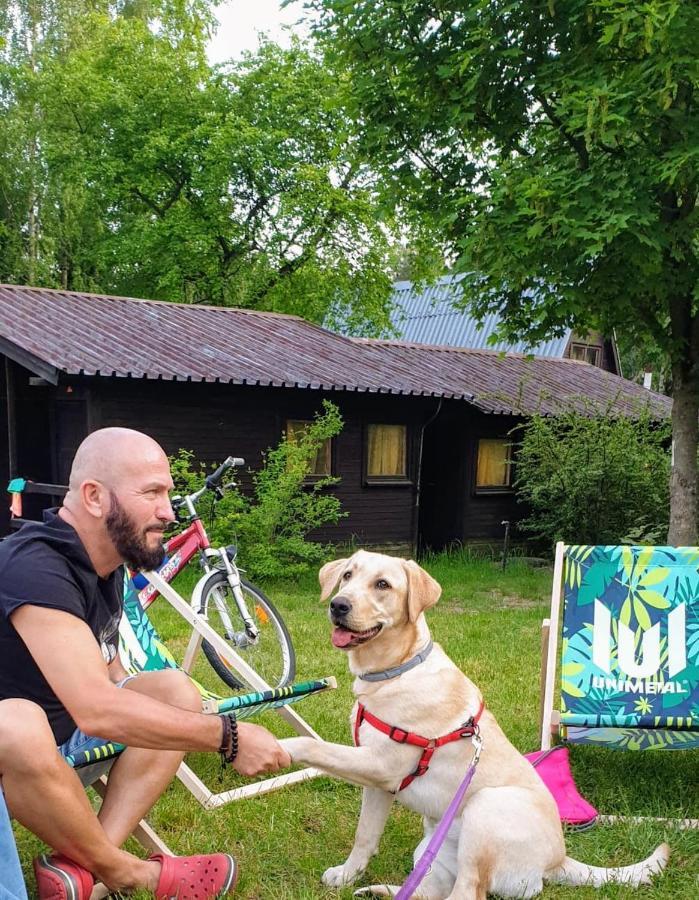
top-left (107, 653), bottom-right (130, 684)
top-left (10, 605), bottom-right (290, 773)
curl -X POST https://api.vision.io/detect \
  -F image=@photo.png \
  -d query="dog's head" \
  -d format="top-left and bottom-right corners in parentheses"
top-left (318, 550), bottom-right (441, 654)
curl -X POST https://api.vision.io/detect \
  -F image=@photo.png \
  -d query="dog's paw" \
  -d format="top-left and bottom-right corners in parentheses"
top-left (278, 736), bottom-right (316, 763)
top-left (322, 865), bottom-right (360, 887)
top-left (353, 886), bottom-right (399, 897)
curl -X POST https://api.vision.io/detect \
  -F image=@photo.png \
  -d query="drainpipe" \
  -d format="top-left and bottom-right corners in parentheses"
top-left (413, 398), bottom-right (443, 557)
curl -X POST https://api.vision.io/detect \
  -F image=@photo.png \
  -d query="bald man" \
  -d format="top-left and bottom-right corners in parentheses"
top-left (0, 428), bottom-right (290, 900)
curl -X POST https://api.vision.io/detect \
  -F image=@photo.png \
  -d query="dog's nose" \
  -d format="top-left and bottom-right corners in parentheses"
top-left (330, 596), bottom-right (352, 617)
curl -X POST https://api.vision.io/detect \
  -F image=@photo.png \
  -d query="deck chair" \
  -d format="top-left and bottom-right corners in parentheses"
top-left (63, 571), bottom-right (334, 861)
top-left (119, 570), bottom-right (334, 808)
top-left (540, 542), bottom-right (699, 828)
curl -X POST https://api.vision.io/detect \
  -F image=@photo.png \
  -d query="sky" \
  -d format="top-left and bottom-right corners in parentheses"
top-left (207, 1), bottom-right (310, 64)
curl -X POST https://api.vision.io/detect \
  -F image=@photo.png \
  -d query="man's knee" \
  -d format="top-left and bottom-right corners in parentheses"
top-left (0, 699), bottom-right (59, 770)
top-left (163, 670), bottom-right (202, 712)
top-left (128, 670), bottom-right (202, 712)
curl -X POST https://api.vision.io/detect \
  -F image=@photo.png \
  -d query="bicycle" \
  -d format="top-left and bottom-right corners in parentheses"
top-left (133, 456), bottom-right (296, 691)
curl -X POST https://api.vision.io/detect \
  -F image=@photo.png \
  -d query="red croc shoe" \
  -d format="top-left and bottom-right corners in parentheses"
top-left (150, 852), bottom-right (238, 899)
top-left (33, 853), bottom-right (95, 900)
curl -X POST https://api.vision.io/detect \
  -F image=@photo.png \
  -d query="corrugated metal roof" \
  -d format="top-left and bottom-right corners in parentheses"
top-left (354, 338), bottom-right (663, 418)
top-left (390, 274), bottom-right (571, 356)
top-left (0, 285), bottom-right (669, 419)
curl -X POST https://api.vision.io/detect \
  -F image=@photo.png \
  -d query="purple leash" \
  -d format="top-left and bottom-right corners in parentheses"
top-left (395, 729), bottom-right (483, 900)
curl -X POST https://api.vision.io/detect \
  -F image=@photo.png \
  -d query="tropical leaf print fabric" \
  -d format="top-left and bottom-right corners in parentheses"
top-left (561, 546), bottom-right (699, 750)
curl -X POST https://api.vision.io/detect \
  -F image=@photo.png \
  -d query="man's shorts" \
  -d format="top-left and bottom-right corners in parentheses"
top-left (57, 674), bottom-right (137, 786)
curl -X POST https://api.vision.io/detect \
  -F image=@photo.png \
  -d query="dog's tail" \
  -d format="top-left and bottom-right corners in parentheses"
top-left (547, 843), bottom-right (670, 888)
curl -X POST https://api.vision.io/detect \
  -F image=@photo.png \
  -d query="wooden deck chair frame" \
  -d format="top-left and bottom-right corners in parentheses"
top-left (540, 541), bottom-right (699, 830)
top-left (143, 569), bottom-right (327, 809)
top-left (70, 569), bottom-right (334, 897)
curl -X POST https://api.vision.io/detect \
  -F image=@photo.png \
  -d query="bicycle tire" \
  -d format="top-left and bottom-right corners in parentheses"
top-left (198, 571), bottom-right (296, 691)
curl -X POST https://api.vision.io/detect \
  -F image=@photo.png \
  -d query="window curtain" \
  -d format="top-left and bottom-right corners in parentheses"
top-left (367, 424), bottom-right (406, 476)
top-left (286, 420), bottom-right (331, 475)
top-left (476, 439), bottom-right (510, 487)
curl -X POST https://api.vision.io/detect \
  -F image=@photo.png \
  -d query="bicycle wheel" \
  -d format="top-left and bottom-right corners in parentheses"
top-left (198, 571), bottom-right (296, 691)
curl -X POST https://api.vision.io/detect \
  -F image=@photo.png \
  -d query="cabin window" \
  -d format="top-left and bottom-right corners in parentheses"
top-left (475, 438), bottom-right (513, 491)
top-left (366, 424), bottom-right (408, 481)
top-left (570, 344), bottom-right (600, 366)
top-left (285, 420), bottom-right (332, 476)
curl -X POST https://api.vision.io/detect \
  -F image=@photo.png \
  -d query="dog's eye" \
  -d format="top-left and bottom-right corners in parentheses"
top-left (342, 571), bottom-right (352, 581)
top-left (376, 579), bottom-right (390, 590)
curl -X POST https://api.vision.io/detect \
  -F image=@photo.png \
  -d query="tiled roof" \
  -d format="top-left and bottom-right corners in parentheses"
top-left (389, 274), bottom-right (571, 356)
top-left (0, 285), bottom-right (669, 418)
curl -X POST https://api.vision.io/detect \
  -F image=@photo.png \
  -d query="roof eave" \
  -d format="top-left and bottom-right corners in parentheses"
top-left (0, 336), bottom-right (59, 385)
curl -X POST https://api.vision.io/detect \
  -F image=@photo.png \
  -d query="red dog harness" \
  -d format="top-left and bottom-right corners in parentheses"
top-left (353, 699), bottom-right (485, 791)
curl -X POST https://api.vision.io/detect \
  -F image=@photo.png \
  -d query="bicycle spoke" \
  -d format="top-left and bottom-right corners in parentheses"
top-left (199, 573), bottom-right (295, 691)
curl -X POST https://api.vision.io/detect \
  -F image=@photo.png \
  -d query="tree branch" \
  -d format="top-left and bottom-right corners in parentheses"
top-left (131, 178), bottom-right (185, 218)
top-left (536, 93), bottom-right (589, 169)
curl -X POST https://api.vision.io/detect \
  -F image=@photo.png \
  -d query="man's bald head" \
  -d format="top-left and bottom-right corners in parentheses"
top-left (68, 428), bottom-right (168, 493)
top-left (60, 428), bottom-right (175, 575)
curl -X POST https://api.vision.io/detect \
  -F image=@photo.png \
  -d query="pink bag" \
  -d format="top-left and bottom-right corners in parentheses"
top-left (524, 746), bottom-right (598, 829)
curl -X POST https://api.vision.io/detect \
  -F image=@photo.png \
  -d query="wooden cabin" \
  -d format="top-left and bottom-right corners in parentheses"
top-left (0, 286), bottom-right (667, 554)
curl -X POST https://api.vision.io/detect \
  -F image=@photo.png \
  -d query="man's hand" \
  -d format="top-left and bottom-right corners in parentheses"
top-left (233, 723), bottom-right (291, 776)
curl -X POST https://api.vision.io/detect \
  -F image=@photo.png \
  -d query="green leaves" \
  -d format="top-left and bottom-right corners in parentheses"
top-left (170, 401), bottom-right (346, 580)
top-left (0, 7), bottom-right (406, 330)
top-left (514, 405), bottom-right (671, 549)
top-left (310, 0), bottom-right (699, 538)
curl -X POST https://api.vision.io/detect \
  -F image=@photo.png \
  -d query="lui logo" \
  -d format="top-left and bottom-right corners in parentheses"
top-left (592, 600), bottom-right (687, 679)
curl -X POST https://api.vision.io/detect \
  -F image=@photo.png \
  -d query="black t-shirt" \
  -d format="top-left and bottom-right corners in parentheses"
top-left (0, 509), bottom-right (123, 744)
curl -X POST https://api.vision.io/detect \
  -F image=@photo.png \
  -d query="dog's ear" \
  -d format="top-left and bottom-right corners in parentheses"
top-left (403, 559), bottom-right (441, 623)
top-left (319, 558), bottom-right (349, 602)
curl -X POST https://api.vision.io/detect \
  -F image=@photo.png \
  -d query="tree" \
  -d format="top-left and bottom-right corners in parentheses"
top-left (0, 1), bottom-right (206, 285)
top-left (170, 401), bottom-right (346, 579)
top-left (0, 4), bottom-right (408, 332)
top-left (310, 1), bottom-right (699, 542)
top-left (515, 406), bottom-right (671, 548)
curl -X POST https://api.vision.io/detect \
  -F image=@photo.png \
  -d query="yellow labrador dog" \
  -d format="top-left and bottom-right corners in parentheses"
top-left (280, 551), bottom-right (668, 900)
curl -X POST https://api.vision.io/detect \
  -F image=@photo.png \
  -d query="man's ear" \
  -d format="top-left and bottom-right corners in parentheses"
top-left (403, 559), bottom-right (441, 623)
top-left (80, 479), bottom-right (108, 520)
top-left (319, 558), bottom-right (349, 602)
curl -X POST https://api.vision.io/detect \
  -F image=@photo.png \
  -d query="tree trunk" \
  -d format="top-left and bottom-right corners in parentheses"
top-left (668, 371), bottom-right (699, 545)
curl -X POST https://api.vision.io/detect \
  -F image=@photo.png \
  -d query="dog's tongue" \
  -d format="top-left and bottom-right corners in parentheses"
top-left (332, 627), bottom-right (356, 648)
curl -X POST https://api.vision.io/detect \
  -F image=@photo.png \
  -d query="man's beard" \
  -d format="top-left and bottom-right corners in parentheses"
top-left (105, 491), bottom-right (166, 571)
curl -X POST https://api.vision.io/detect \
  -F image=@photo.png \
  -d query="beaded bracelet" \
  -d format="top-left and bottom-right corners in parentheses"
top-left (218, 712), bottom-right (238, 765)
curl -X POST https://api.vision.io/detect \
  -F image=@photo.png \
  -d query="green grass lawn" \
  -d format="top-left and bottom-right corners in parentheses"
top-left (14, 553), bottom-right (699, 898)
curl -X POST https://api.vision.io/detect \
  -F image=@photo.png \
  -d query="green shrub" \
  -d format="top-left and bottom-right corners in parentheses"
top-left (514, 405), bottom-right (671, 550)
top-left (169, 401), bottom-right (346, 579)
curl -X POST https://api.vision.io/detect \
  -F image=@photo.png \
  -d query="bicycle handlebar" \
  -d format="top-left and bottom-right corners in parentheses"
top-left (171, 456), bottom-right (245, 519)
top-left (205, 456), bottom-right (245, 490)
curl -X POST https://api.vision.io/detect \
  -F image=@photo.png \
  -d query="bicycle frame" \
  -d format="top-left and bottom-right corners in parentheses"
top-left (138, 517), bottom-right (210, 610)
top-left (135, 461), bottom-right (260, 644)
top-left (194, 549), bottom-right (259, 644)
